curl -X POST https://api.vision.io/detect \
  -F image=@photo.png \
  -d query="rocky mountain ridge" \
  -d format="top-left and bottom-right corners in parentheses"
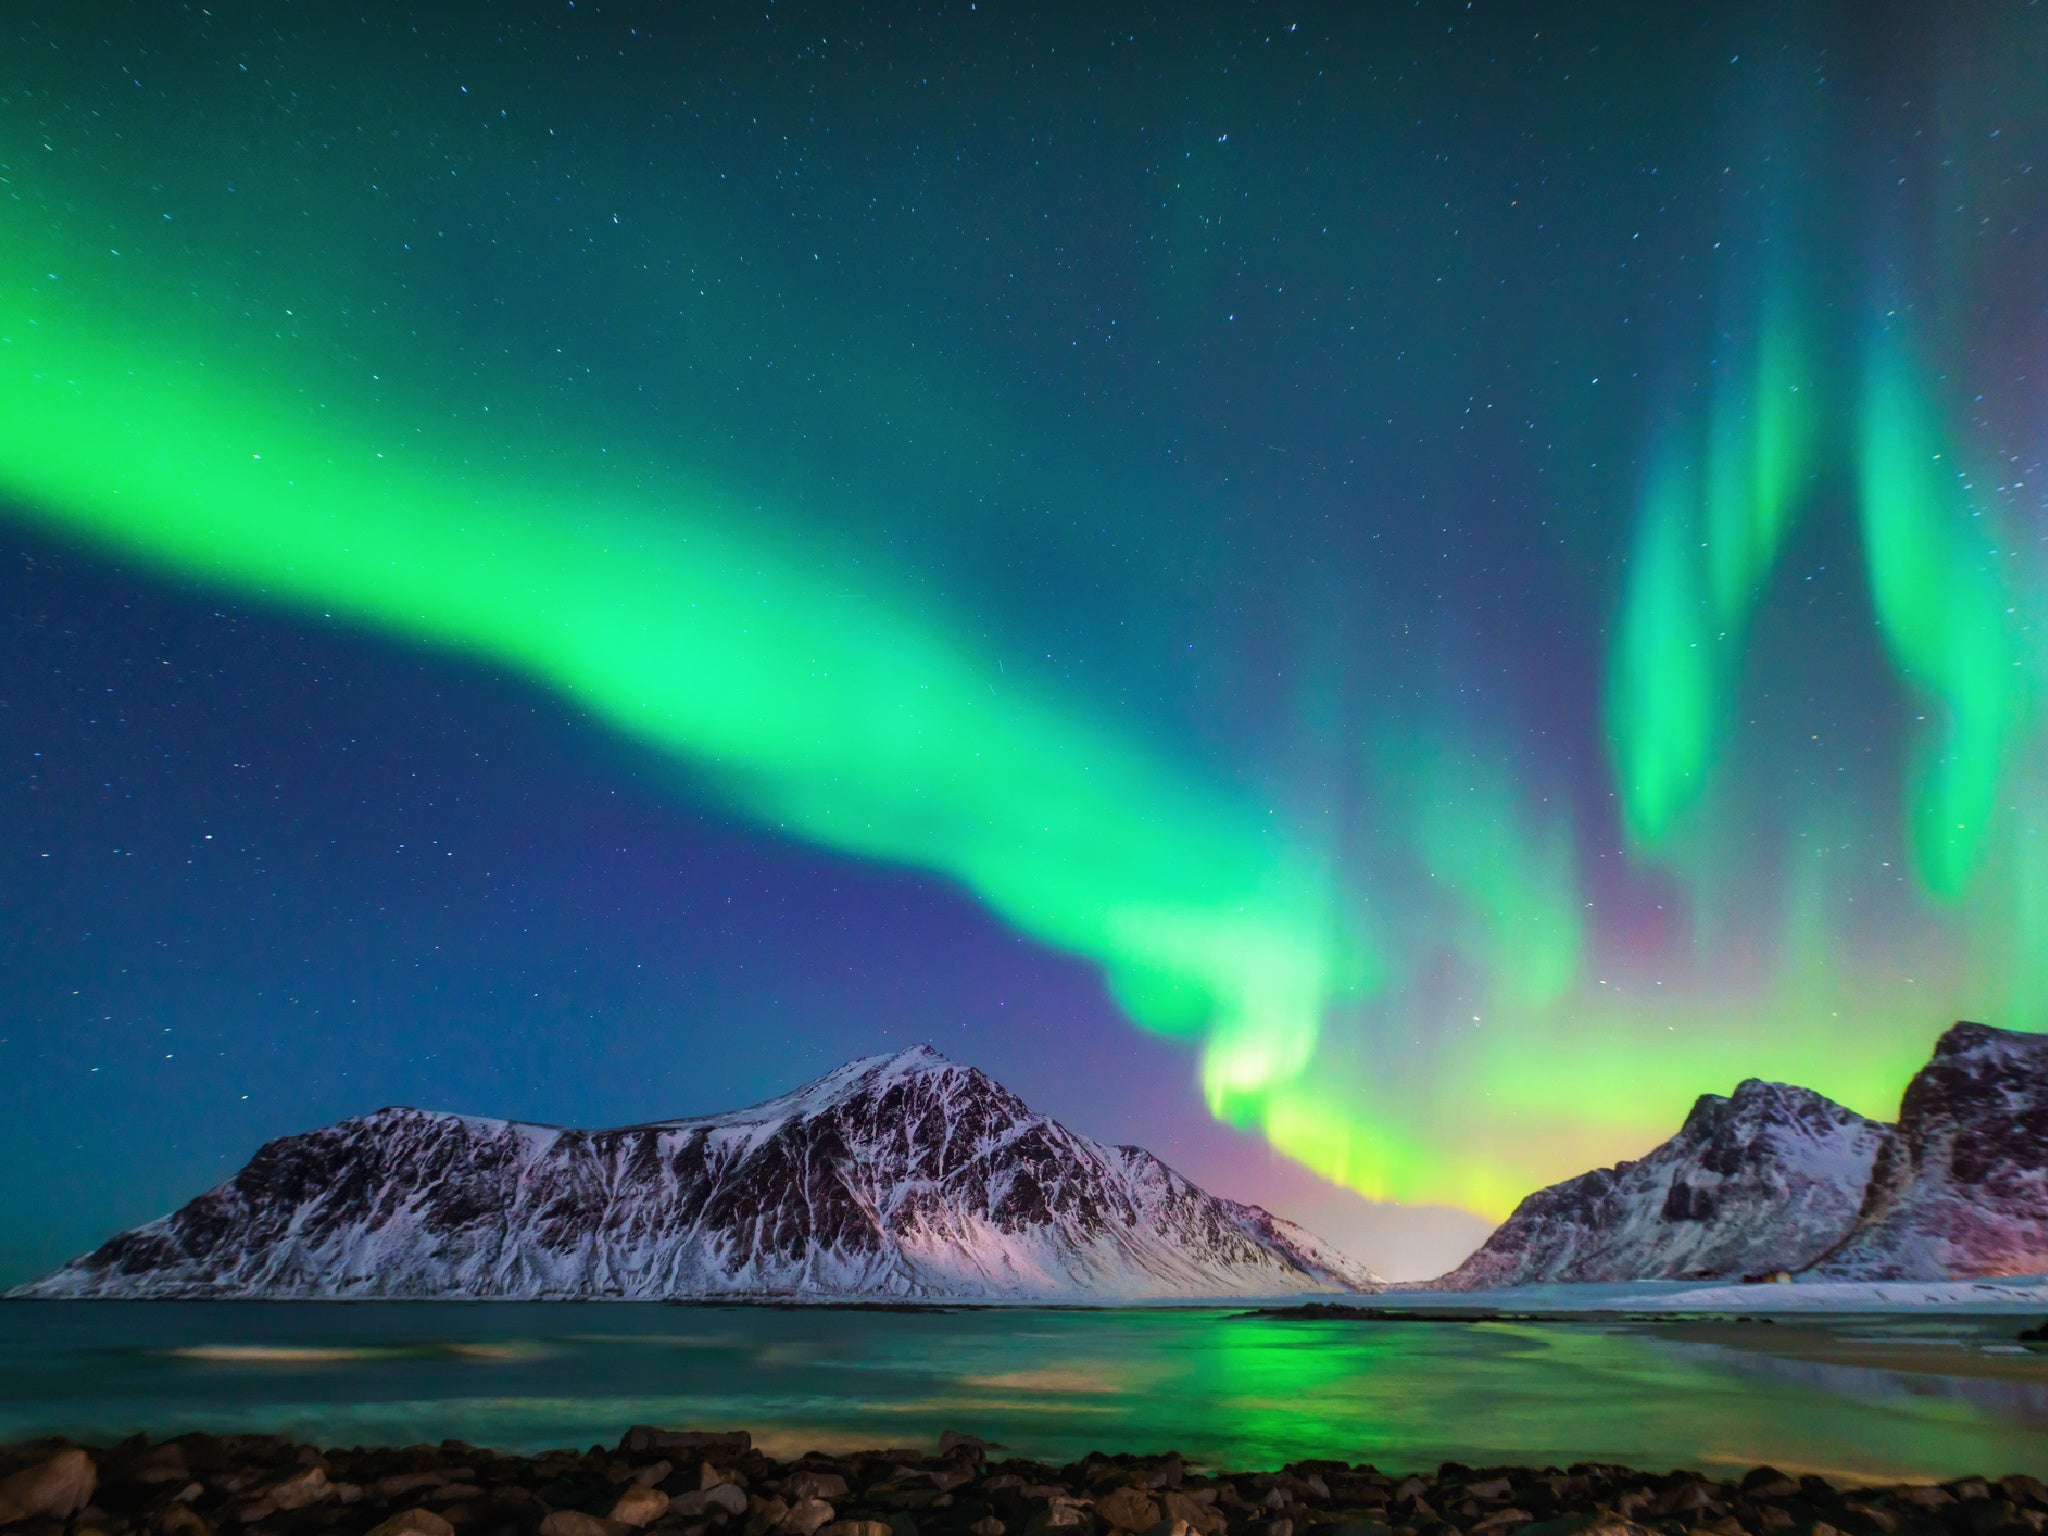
top-left (1434, 1021), bottom-right (2048, 1287)
top-left (18, 1044), bottom-right (1381, 1300)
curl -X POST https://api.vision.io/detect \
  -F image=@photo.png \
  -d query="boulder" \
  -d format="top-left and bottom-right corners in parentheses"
top-left (675, 1485), bottom-right (749, 1518)
top-left (155, 1506), bottom-right (213, 1536)
top-left (266, 1468), bottom-right (331, 1512)
top-left (1099, 1489), bottom-right (1163, 1532)
top-left (1162, 1491), bottom-right (1227, 1536)
top-left (820, 1524), bottom-right (893, 1536)
top-left (365, 1511), bottom-right (456, 1536)
top-left (787, 1474), bottom-right (850, 1502)
top-left (779, 1498), bottom-right (837, 1536)
top-left (539, 1511), bottom-right (627, 1536)
top-left (621, 1429), bottom-right (751, 1456)
top-left (609, 1487), bottom-right (670, 1528)
top-left (0, 1449), bottom-right (97, 1526)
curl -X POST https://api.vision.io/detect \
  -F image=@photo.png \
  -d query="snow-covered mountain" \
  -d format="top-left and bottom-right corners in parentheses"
top-left (17, 1044), bottom-right (1380, 1300)
top-left (1813, 1022), bottom-right (2048, 1279)
top-left (1431, 1079), bottom-right (1894, 1290)
top-left (1432, 1020), bottom-right (2048, 1288)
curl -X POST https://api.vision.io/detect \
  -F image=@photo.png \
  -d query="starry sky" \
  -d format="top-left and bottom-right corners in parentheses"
top-left (3, 2), bottom-right (2046, 1285)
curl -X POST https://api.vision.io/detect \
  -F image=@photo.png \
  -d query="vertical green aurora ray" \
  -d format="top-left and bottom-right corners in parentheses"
top-left (1609, 446), bottom-right (1714, 845)
top-left (1410, 747), bottom-right (1583, 1010)
top-left (0, 276), bottom-right (1381, 1157)
top-left (1609, 306), bottom-right (1814, 848)
top-left (1857, 333), bottom-right (2026, 899)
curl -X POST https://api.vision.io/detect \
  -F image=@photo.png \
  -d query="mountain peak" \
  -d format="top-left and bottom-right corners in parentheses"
top-left (19, 1046), bottom-right (1379, 1301)
top-left (1934, 1019), bottom-right (2043, 1059)
top-left (1433, 1074), bottom-right (1892, 1290)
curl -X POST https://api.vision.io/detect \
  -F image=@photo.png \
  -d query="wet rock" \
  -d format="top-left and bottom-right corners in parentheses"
top-left (1897, 1487), bottom-right (1955, 1511)
top-left (153, 1507), bottom-right (211, 1536)
top-left (622, 1433), bottom-right (751, 1458)
top-left (539, 1512), bottom-right (628, 1536)
top-left (1161, 1492), bottom-right (1224, 1536)
top-left (378, 1474), bottom-right (468, 1501)
top-left (779, 1500), bottom-right (836, 1536)
top-left (1098, 1489), bottom-right (1162, 1531)
top-left (819, 1524), bottom-right (892, 1536)
top-left (2004, 1480), bottom-right (2048, 1511)
top-left (786, 1476), bottom-right (849, 1504)
top-left (1317, 1521), bottom-right (1391, 1536)
top-left (609, 1488), bottom-right (671, 1528)
top-left (366, 1512), bottom-right (457, 1536)
top-left (674, 1486), bottom-right (749, 1518)
top-left (0, 1449), bottom-right (98, 1526)
top-left (112, 1445), bottom-right (192, 1490)
top-left (261, 1468), bottom-right (331, 1513)
top-left (1513, 1517), bottom-right (1654, 1536)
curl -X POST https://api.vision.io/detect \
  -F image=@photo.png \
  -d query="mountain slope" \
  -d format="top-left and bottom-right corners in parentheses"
top-left (1432, 1079), bottom-right (1893, 1289)
top-left (1814, 1022), bottom-right (2048, 1279)
top-left (18, 1045), bottom-right (1380, 1300)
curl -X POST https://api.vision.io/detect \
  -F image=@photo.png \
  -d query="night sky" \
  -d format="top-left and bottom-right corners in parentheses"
top-left (3, 2), bottom-right (2045, 1285)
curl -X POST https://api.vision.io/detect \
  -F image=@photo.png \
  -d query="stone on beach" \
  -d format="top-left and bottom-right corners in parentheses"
top-left (0, 1448), bottom-right (98, 1526)
top-left (538, 1509), bottom-right (626, 1536)
top-left (787, 1472), bottom-right (851, 1501)
top-left (606, 1485), bottom-right (669, 1527)
top-left (1095, 1487), bottom-right (1161, 1531)
top-left (779, 1496), bottom-right (838, 1536)
top-left (363, 1510), bottom-right (454, 1536)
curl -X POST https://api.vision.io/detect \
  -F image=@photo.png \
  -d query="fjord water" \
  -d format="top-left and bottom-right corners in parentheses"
top-left (2, 1304), bottom-right (2042, 1481)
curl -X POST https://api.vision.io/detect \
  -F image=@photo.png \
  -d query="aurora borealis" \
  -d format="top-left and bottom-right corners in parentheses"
top-left (4, 3), bottom-right (2047, 1281)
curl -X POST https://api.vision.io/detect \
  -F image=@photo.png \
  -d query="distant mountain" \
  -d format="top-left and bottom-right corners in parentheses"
top-left (1813, 1022), bottom-right (2048, 1279)
top-left (1432, 1021), bottom-right (2048, 1289)
top-left (17, 1044), bottom-right (1381, 1300)
top-left (1431, 1080), bottom-right (1892, 1290)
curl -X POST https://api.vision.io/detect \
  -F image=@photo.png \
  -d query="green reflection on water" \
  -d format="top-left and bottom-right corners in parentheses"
top-left (0, 1305), bottom-right (2042, 1481)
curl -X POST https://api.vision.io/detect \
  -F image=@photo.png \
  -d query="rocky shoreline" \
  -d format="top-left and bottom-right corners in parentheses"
top-left (1, 1429), bottom-right (2041, 1536)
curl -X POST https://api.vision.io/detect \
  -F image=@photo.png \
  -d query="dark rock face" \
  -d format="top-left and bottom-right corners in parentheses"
top-left (1432, 1080), bottom-right (1893, 1290)
top-left (16, 1045), bottom-right (1379, 1300)
top-left (1814, 1023), bottom-right (2048, 1279)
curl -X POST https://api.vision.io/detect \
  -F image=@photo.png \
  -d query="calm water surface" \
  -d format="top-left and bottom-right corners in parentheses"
top-left (2, 1303), bottom-right (2043, 1481)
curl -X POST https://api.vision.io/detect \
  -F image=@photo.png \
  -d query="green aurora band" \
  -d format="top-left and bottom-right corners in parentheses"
top-left (4, 237), bottom-right (2042, 1223)
top-left (1608, 302), bottom-right (1816, 850)
top-left (0, 262), bottom-right (1394, 1180)
top-left (6, 43), bottom-right (2047, 1230)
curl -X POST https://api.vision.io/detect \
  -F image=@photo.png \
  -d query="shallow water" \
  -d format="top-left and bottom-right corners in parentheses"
top-left (2, 1302), bottom-right (2044, 1481)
